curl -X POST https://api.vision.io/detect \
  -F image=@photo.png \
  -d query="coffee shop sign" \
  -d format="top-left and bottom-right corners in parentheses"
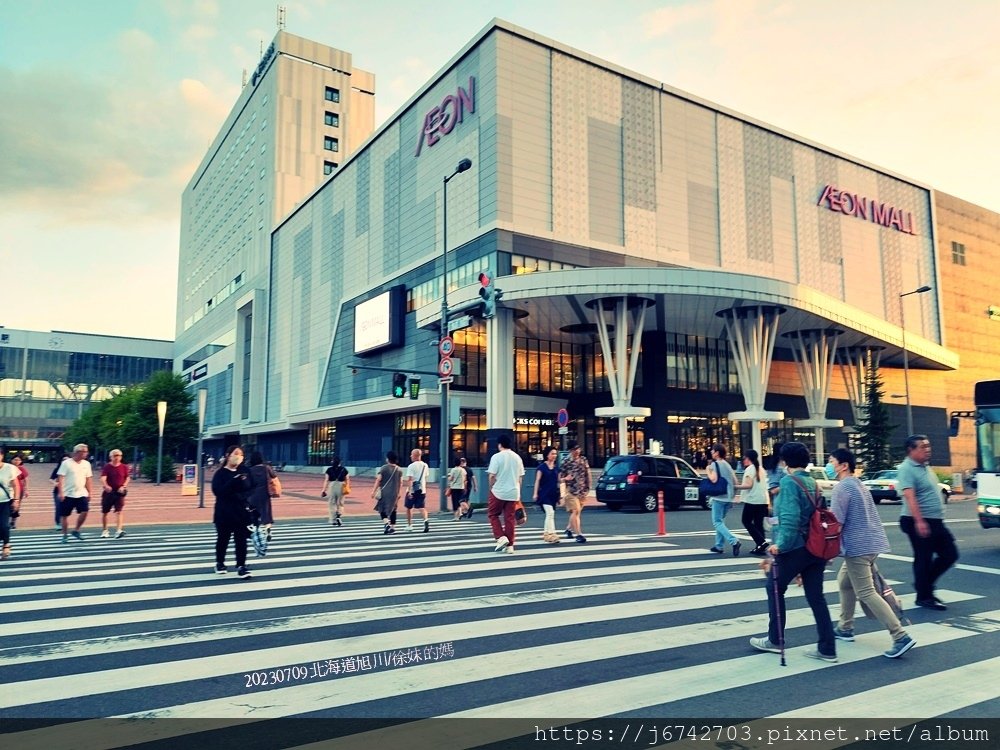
top-left (415, 77), bottom-right (476, 157)
top-left (817, 185), bottom-right (917, 235)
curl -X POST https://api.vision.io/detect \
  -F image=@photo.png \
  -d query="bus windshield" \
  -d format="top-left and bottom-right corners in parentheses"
top-left (977, 406), bottom-right (1000, 472)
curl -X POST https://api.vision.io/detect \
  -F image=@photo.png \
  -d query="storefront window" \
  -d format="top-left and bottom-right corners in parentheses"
top-left (308, 420), bottom-right (336, 466)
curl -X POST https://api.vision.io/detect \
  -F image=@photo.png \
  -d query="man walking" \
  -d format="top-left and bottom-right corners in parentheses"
top-left (829, 448), bottom-right (915, 658)
top-left (897, 435), bottom-right (958, 611)
top-left (560, 440), bottom-right (591, 543)
top-left (100, 449), bottom-right (130, 539)
top-left (403, 448), bottom-right (431, 533)
top-left (487, 434), bottom-right (524, 554)
top-left (57, 443), bottom-right (93, 543)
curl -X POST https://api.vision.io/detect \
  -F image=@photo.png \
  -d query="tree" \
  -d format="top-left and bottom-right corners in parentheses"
top-left (62, 371), bottom-right (199, 480)
top-left (854, 359), bottom-right (897, 474)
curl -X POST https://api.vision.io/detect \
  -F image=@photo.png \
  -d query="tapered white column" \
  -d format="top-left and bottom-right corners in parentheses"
top-left (485, 307), bottom-right (515, 429)
top-left (784, 329), bottom-right (844, 462)
top-left (716, 305), bottom-right (785, 454)
top-left (589, 297), bottom-right (653, 455)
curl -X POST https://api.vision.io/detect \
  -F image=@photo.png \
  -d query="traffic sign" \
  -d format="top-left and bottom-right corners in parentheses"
top-left (438, 358), bottom-right (454, 377)
top-left (448, 315), bottom-right (473, 333)
top-left (438, 336), bottom-right (455, 357)
top-left (557, 408), bottom-right (569, 428)
top-left (558, 427), bottom-right (569, 435)
top-left (438, 376), bottom-right (454, 385)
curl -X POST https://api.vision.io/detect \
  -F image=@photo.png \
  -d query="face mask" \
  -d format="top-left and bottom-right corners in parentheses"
top-left (228, 454), bottom-right (242, 467)
top-left (824, 462), bottom-right (836, 479)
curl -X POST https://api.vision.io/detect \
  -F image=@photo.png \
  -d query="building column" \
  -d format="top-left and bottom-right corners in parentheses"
top-left (783, 329), bottom-right (844, 463)
top-left (836, 345), bottom-right (884, 430)
top-left (588, 297), bottom-right (653, 456)
top-left (716, 305), bottom-right (786, 454)
top-left (485, 307), bottom-right (515, 433)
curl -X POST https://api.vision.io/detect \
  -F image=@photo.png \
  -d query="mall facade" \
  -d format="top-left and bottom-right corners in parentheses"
top-left (179, 19), bottom-right (1000, 473)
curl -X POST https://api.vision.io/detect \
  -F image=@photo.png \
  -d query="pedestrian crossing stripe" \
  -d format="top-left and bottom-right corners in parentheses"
top-left (0, 519), bottom-right (994, 739)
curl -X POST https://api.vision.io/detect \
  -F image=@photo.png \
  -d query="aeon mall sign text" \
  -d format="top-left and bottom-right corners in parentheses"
top-left (415, 77), bottom-right (476, 157)
top-left (817, 185), bottom-right (917, 235)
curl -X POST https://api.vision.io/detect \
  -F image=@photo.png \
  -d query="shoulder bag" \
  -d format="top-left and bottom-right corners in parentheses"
top-left (267, 467), bottom-right (282, 499)
top-left (698, 460), bottom-right (730, 497)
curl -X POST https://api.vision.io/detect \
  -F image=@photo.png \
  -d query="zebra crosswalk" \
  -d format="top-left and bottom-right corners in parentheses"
top-left (1, 518), bottom-right (997, 749)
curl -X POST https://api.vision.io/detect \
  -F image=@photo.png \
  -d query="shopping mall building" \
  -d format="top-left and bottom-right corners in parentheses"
top-left (176, 19), bottom-right (1000, 473)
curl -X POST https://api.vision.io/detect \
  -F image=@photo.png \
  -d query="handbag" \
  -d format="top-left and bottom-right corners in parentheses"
top-left (698, 461), bottom-right (729, 497)
top-left (343, 475), bottom-right (351, 496)
top-left (514, 500), bottom-right (527, 525)
top-left (267, 470), bottom-right (282, 499)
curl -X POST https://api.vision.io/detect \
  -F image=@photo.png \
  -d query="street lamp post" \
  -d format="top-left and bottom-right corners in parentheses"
top-left (440, 157), bottom-right (473, 512)
top-left (196, 389), bottom-right (208, 508)
top-left (898, 285), bottom-right (932, 436)
top-left (156, 400), bottom-right (167, 486)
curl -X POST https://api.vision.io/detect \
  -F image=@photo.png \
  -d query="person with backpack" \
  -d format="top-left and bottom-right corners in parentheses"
top-left (750, 441), bottom-right (837, 663)
top-left (828, 448), bottom-right (916, 659)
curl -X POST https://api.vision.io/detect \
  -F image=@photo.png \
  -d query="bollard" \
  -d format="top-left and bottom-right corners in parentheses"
top-left (656, 489), bottom-right (667, 536)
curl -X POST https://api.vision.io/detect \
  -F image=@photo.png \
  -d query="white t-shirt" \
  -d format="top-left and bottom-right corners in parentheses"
top-left (741, 465), bottom-right (769, 505)
top-left (405, 461), bottom-right (429, 492)
top-left (0, 463), bottom-right (18, 502)
top-left (487, 449), bottom-right (525, 501)
top-left (58, 458), bottom-right (93, 497)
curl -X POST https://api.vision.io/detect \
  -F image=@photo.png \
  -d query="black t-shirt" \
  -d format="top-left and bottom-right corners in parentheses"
top-left (325, 465), bottom-right (348, 482)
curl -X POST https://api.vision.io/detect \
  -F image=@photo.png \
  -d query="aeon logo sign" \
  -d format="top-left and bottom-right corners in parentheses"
top-left (414, 77), bottom-right (476, 157)
top-left (817, 185), bottom-right (917, 235)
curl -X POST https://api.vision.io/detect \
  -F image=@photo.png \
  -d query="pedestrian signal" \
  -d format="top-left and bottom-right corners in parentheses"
top-left (408, 377), bottom-right (421, 400)
top-left (392, 372), bottom-right (407, 398)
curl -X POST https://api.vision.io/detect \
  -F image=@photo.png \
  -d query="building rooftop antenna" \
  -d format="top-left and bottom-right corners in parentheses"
top-left (277, 5), bottom-right (286, 30)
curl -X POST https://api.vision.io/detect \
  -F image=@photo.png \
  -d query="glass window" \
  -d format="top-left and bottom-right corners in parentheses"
top-left (323, 161), bottom-right (337, 175)
top-left (324, 136), bottom-right (339, 152)
top-left (951, 241), bottom-right (966, 266)
top-left (325, 86), bottom-right (340, 103)
top-left (324, 111), bottom-right (339, 127)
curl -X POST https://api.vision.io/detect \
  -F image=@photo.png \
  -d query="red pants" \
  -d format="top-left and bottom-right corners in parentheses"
top-left (487, 492), bottom-right (517, 546)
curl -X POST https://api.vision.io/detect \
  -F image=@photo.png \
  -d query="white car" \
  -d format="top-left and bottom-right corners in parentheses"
top-left (807, 468), bottom-right (838, 501)
top-left (861, 469), bottom-right (951, 505)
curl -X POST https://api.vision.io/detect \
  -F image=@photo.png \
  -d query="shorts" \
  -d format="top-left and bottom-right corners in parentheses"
top-left (449, 488), bottom-right (466, 511)
top-left (60, 496), bottom-right (90, 517)
top-left (101, 490), bottom-right (126, 514)
top-left (404, 491), bottom-right (426, 510)
top-left (562, 493), bottom-right (585, 513)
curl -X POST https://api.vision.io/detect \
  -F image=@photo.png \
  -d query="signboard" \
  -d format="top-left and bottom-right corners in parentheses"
top-left (817, 185), bottom-right (917, 235)
top-left (438, 336), bottom-right (454, 357)
top-left (415, 77), bottom-right (476, 156)
top-left (438, 358), bottom-right (454, 377)
top-left (181, 464), bottom-right (198, 496)
top-left (448, 315), bottom-right (473, 333)
top-left (557, 408), bottom-right (569, 428)
top-left (354, 286), bottom-right (405, 355)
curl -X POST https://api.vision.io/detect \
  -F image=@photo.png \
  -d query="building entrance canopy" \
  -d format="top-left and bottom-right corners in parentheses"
top-left (418, 267), bottom-right (957, 372)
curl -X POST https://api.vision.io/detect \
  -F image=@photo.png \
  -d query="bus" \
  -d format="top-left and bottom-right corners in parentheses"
top-left (975, 380), bottom-right (1000, 529)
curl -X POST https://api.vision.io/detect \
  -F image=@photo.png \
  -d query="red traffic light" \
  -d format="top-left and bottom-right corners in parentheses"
top-left (479, 272), bottom-right (491, 287)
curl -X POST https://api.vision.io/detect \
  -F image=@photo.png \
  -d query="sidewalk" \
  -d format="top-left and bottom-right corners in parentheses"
top-left (14, 464), bottom-right (603, 531)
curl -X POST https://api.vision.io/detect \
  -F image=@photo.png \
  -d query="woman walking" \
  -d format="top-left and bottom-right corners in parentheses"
top-left (247, 451), bottom-right (276, 539)
top-left (739, 449), bottom-right (769, 555)
top-left (10, 455), bottom-right (27, 530)
top-left (0, 447), bottom-right (23, 560)
top-left (371, 450), bottom-right (403, 534)
top-left (462, 458), bottom-right (478, 517)
top-left (211, 445), bottom-right (253, 578)
top-left (533, 446), bottom-right (561, 544)
top-left (321, 455), bottom-right (349, 526)
top-left (707, 444), bottom-right (741, 556)
top-left (449, 459), bottom-right (469, 521)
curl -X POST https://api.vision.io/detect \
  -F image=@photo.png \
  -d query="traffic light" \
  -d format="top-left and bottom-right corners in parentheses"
top-left (478, 271), bottom-right (502, 319)
top-left (408, 376), bottom-right (421, 400)
top-left (392, 372), bottom-right (407, 398)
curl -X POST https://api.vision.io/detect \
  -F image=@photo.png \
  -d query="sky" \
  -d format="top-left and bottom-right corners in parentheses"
top-left (2, 0), bottom-right (998, 341)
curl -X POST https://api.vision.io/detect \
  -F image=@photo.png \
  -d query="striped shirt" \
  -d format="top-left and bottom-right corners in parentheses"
top-left (830, 476), bottom-right (890, 557)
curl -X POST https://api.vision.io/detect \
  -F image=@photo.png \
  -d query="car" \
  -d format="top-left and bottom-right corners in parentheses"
top-left (596, 455), bottom-right (708, 512)
top-left (806, 467), bottom-right (838, 501)
top-left (860, 469), bottom-right (951, 505)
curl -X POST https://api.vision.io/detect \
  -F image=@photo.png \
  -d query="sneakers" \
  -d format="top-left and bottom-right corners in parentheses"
top-left (406, 524), bottom-right (414, 532)
top-left (1, 545), bottom-right (10, 560)
top-left (101, 529), bottom-right (110, 539)
top-left (833, 627), bottom-right (855, 642)
top-left (916, 598), bottom-right (947, 611)
top-left (564, 529), bottom-right (574, 539)
top-left (383, 523), bottom-right (391, 535)
top-left (543, 533), bottom-right (561, 544)
top-left (749, 545), bottom-right (768, 556)
top-left (709, 547), bottom-right (724, 554)
top-left (505, 546), bottom-right (515, 554)
top-left (465, 508), bottom-right (474, 519)
top-left (61, 535), bottom-right (68, 544)
top-left (883, 635), bottom-right (916, 659)
top-left (115, 530), bottom-right (126, 539)
top-left (575, 534), bottom-right (588, 544)
top-left (749, 636), bottom-right (781, 654)
top-left (215, 564), bottom-right (228, 575)
top-left (423, 520), bottom-right (430, 533)
top-left (70, 530), bottom-right (83, 541)
top-left (453, 516), bottom-right (460, 522)
top-left (805, 650), bottom-right (838, 663)
top-left (333, 517), bottom-right (342, 527)
top-left (385, 526), bottom-right (396, 535)
top-left (732, 541), bottom-right (742, 557)
top-left (494, 536), bottom-right (510, 553)
top-left (237, 566), bottom-right (252, 579)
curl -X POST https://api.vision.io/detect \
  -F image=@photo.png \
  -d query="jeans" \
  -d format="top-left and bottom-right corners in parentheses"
top-left (541, 503), bottom-right (556, 534)
top-left (711, 499), bottom-right (738, 548)
top-left (741, 503), bottom-right (768, 548)
top-left (765, 546), bottom-right (835, 656)
top-left (215, 523), bottom-right (249, 568)
top-left (837, 554), bottom-right (906, 641)
top-left (487, 492), bottom-right (517, 546)
top-left (0, 502), bottom-right (10, 545)
top-left (899, 516), bottom-right (959, 600)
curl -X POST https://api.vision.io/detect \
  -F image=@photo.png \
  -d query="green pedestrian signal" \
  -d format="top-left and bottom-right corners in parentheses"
top-left (392, 372), bottom-right (407, 398)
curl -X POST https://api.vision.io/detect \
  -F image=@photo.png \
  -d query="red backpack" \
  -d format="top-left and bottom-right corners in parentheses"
top-left (790, 475), bottom-right (842, 561)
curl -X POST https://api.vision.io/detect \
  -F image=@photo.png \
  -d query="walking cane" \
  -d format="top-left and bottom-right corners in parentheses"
top-left (770, 553), bottom-right (786, 667)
